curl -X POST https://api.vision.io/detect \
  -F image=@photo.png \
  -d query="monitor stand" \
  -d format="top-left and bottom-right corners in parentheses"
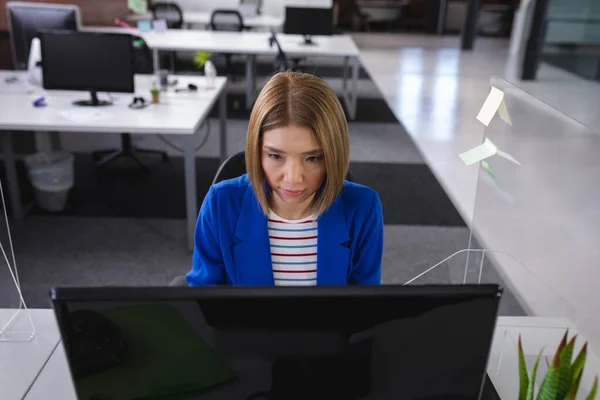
top-left (301, 35), bottom-right (317, 46)
top-left (73, 91), bottom-right (112, 107)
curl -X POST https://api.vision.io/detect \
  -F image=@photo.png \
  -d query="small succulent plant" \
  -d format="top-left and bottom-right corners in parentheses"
top-left (518, 331), bottom-right (598, 400)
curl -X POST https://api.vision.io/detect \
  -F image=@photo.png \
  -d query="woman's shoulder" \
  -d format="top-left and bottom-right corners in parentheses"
top-left (340, 180), bottom-right (381, 207)
top-left (210, 174), bottom-right (251, 196)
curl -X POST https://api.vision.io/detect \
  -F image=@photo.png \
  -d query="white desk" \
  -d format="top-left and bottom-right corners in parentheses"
top-left (0, 309), bottom-right (61, 400)
top-left (82, 27), bottom-right (360, 119)
top-left (0, 72), bottom-right (228, 251)
top-left (126, 11), bottom-right (284, 30)
top-left (20, 313), bottom-right (590, 400)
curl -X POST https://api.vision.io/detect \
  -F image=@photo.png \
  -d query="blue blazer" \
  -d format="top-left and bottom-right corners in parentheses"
top-left (186, 174), bottom-right (383, 286)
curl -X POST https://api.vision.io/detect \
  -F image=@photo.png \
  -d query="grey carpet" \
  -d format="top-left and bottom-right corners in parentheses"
top-left (2, 215), bottom-right (524, 315)
top-left (9, 154), bottom-right (463, 226)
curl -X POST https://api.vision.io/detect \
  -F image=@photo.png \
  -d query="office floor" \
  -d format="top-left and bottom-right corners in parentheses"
top-left (2, 34), bottom-right (531, 316)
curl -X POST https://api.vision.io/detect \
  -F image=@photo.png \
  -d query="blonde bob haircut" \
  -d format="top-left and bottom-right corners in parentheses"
top-left (245, 71), bottom-right (350, 217)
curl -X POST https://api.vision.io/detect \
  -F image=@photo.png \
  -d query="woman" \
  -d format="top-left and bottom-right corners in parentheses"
top-left (186, 71), bottom-right (383, 286)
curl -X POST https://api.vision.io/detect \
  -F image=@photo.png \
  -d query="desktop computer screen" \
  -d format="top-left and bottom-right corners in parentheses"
top-left (39, 31), bottom-right (135, 106)
top-left (7, 2), bottom-right (79, 70)
top-left (50, 284), bottom-right (502, 400)
top-left (284, 7), bottom-right (333, 45)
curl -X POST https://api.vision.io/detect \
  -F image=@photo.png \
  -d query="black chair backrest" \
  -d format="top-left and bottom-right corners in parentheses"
top-left (212, 151), bottom-right (354, 185)
top-left (151, 2), bottom-right (183, 29)
top-left (269, 30), bottom-right (287, 72)
top-left (132, 36), bottom-right (153, 74)
top-left (210, 10), bottom-right (245, 32)
top-left (213, 151), bottom-right (247, 185)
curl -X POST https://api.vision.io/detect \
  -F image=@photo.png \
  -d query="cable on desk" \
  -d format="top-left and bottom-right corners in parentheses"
top-left (157, 119), bottom-right (211, 153)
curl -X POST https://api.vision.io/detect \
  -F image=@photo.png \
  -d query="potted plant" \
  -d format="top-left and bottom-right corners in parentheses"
top-left (150, 87), bottom-right (160, 104)
top-left (518, 331), bottom-right (598, 400)
top-left (194, 51), bottom-right (216, 88)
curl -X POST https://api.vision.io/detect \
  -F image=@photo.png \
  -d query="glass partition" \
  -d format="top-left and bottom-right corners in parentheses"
top-left (405, 75), bottom-right (600, 398)
top-left (0, 179), bottom-right (35, 341)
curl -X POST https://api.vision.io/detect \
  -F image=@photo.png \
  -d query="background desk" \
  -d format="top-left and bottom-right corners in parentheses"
top-left (0, 72), bottom-right (227, 251)
top-left (82, 27), bottom-right (361, 119)
top-left (125, 11), bottom-right (284, 30)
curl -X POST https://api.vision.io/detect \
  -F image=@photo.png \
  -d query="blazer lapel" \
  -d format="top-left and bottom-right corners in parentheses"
top-left (232, 185), bottom-right (274, 285)
top-left (317, 195), bottom-right (351, 285)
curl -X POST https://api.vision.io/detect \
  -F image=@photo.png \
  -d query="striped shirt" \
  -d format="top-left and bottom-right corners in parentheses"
top-left (268, 210), bottom-right (318, 286)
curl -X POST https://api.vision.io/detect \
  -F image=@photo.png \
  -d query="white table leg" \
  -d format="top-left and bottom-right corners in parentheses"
top-left (245, 54), bottom-right (257, 109)
top-left (342, 56), bottom-right (359, 120)
top-left (342, 56), bottom-right (349, 92)
top-left (184, 134), bottom-right (197, 252)
top-left (152, 48), bottom-right (160, 80)
top-left (219, 89), bottom-right (228, 162)
top-left (1, 131), bottom-right (23, 220)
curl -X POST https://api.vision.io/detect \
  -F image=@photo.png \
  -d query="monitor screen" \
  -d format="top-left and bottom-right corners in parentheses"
top-left (40, 31), bottom-right (135, 95)
top-left (284, 7), bottom-right (333, 37)
top-left (7, 3), bottom-right (78, 70)
top-left (51, 285), bottom-right (501, 400)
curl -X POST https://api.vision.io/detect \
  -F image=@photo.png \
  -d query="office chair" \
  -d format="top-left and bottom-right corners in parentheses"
top-left (151, 2), bottom-right (183, 29)
top-left (92, 37), bottom-right (168, 172)
top-left (210, 10), bottom-right (247, 81)
top-left (7, 1), bottom-right (81, 70)
top-left (151, 2), bottom-right (183, 71)
top-left (269, 31), bottom-right (288, 72)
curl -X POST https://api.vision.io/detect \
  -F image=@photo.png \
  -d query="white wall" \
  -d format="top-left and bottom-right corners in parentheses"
top-left (174, 0), bottom-right (332, 17)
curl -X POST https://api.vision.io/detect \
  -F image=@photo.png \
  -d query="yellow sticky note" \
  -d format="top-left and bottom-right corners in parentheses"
top-left (459, 138), bottom-right (498, 166)
top-left (498, 100), bottom-right (512, 126)
top-left (128, 0), bottom-right (148, 14)
top-left (477, 86), bottom-right (504, 126)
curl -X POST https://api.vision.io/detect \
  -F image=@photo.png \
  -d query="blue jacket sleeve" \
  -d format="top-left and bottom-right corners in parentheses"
top-left (350, 192), bottom-right (383, 284)
top-left (186, 187), bottom-right (226, 286)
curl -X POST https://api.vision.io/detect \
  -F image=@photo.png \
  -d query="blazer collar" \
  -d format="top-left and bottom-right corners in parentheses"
top-left (233, 183), bottom-right (351, 285)
top-left (316, 192), bottom-right (351, 285)
top-left (233, 184), bottom-right (274, 285)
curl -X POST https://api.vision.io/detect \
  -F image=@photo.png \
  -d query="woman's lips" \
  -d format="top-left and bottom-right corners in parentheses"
top-left (281, 189), bottom-right (305, 197)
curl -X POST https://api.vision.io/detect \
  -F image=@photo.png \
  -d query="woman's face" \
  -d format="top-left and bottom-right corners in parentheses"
top-left (261, 125), bottom-right (326, 214)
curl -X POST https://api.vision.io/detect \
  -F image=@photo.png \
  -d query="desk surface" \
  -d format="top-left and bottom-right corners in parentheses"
top-left (0, 72), bottom-right (226, 135)
top-left (81, 27), bottom-right (360, 57)
top-left (0, 309), bottom-right (61, 400)
top-left (18, 310), bottom-right (597, 400)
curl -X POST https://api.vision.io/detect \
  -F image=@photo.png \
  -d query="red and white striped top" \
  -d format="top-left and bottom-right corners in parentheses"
top-left (268, 210), bottom-right (318, 286)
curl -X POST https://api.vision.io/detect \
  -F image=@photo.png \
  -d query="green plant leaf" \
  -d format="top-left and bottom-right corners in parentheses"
top-left (194, 51), bottom-right (211, 68)
top-left (557, 334), bottom-right (576, 399)
top-left (572, 343), bottom-right (588, 384)
top-left (566, 367), bottom-right (584, 400)
top-left (585, 376), bottom-right (598, 400)
top-left (519, 335), bottom-right (530, 400)
top-left (526, 349), bottom-right (543, 400)
top-left (536, 336), bottom-right (564, 400)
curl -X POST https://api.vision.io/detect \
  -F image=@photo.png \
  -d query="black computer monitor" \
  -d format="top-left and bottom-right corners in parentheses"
top-left (50, 284), bottom-right (502, 400)
top-left (284, 6), bottom-right (333, 45)
top-left (39, 31), bottom-right (135, 106)
top-left (7, 2), bottom-right (80, 70)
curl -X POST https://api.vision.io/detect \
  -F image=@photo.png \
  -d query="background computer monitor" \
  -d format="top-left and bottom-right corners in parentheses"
top-left (7, 1), bottom-right (80, 70)
top-left (39, 31), bottom-right (135, 106)
top-left (284, 6), bottom-right (334, 45)
top-left (50, 285), bottom-right (502, 400)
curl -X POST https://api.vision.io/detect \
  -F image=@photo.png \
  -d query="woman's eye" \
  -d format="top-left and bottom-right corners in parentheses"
top-left (306, 156), bottom-right (322, 163)
top-left (268, 153), bottom-right (282, 160)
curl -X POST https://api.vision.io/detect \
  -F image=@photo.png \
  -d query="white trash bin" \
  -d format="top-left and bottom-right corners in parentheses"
top-left (24, 152), bottom-right (74, 212)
